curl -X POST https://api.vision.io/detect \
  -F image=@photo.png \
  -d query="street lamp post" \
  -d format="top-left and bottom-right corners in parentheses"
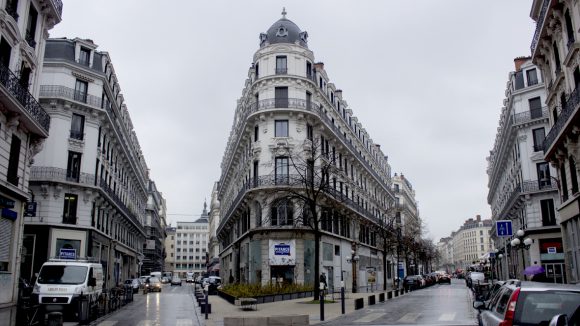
top-left (348, 244), bottom-right (360, 293)
top-left (510, 229), bottom-right (533, 278)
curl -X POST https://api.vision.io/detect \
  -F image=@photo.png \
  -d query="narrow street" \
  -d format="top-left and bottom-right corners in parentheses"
top-left (92, 283), bottom-right (201, 326)
top-left (329, 279), bottom-right (477, 326)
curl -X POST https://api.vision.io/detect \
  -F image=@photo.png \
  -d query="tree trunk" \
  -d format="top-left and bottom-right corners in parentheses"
top-left (314, 231), bottom-right (321, 299)
top-left (382, 250), bottom-right (387, 291)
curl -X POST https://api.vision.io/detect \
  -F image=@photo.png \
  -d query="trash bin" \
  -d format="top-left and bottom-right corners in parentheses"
top-left (78, 293), bottom-right (90, 324)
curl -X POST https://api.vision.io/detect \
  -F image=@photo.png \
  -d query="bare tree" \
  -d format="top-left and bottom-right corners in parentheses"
top-left (374, 205), bottom-right (398, 290)
top-left (261, 134), bottom-right (356, 299)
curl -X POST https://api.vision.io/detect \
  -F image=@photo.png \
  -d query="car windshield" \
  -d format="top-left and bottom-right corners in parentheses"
top-left (37, 266), bottom-right (88, 285)
top-left (149, 277), bottom-right (160, 283)
top-left (515, 290), bottom-right (580, 326)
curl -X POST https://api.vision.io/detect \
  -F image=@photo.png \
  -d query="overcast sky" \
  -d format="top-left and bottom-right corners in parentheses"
top-left (50, 1), bottom-right (535, 242)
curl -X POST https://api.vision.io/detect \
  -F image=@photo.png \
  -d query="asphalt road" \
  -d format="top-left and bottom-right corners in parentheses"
top-left (326, 279), bottom-right (478, 326)
top-left (92, 282), bottom-right (201, 326)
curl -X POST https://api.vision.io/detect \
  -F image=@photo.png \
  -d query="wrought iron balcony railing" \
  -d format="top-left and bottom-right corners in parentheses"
top-left (69, 129), bottom-right (84, 140)
top-left (62, 216), bottom-right (77, 225)
top-left (531, 0), bottom-right (552, 55)
top-left (25, 31), bottom-right (36, 48)
top-left (218, 174), bottom-right (389, 235)
top-left (275, 68), bottom-right (288, 75)
top-left (41, 85), bottom-right (101, 107)
top-left (512, 107), bottom-right (548, 125)
top-left (5, 3), bottom-right (18, 21)
top-left (544, 86), bottom-right (580, 153)
top-left (31, 166), bottom-right (95, 185)
top-left (0, 62), bottom-right (50, 133)
top-left (53, 0), bottom-right (63, 17)
top-left (497, 180), bottom-right (557, 219)
top-left (99, 178), bottom-right (143, 233)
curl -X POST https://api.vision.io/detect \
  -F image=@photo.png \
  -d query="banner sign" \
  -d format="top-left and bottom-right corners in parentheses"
top-left (59, 248), bottom-right (76, 260)
top-left (24, 202), bottom-right (37, 217)
top-left (274, 244), bottom-right (291, 256)
top-left (269, 240), bottom-right (295, 266)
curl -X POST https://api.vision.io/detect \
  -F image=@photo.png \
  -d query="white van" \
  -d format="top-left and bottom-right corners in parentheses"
top-left (33, 259), bottom-right (104, 319)
top-left (186, 272), bottom-right (195, 283)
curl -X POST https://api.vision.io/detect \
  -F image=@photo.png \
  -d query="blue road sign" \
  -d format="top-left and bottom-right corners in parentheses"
top-left (496, 220), bottom-right (513, 237)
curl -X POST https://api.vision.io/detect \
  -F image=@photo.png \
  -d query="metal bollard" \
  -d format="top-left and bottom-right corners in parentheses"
top-left (77, 292), bottom-right (90, 325)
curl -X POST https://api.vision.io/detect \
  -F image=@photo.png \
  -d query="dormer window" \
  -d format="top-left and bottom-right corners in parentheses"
top-left (79, 47), bottom-right (90, 66)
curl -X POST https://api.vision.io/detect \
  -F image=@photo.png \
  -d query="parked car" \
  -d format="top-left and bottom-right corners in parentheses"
top-left (171, 276), bottom-right (182, 286)
top-left (161, 277), bottom-right (169, 284)
top-left (467, 272), bottom-right (486, 288)
top-left (207, 276), bottom-right (222, 294)
top-left (124, 279), bottom-right (140, 293)
top-left (145, 277), bottom-right (162, 293)
top-left (473, 281), bottom-right (580, 326)
top-left (403, 275), bottom-right (424, 290)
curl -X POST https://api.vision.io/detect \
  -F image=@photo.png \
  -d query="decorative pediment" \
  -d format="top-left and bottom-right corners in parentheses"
top-left (72, 71), bottom-right (94, 83)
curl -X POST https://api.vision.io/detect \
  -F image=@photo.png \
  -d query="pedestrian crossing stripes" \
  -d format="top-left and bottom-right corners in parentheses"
top-left (354, 313), bottom-right (385, 323)
top-left (438, 313), bottom-right (456, 321)
top-left (397, 312), bottom-right (421, 322)
top-left (97, 319), bottom-right (193, 326)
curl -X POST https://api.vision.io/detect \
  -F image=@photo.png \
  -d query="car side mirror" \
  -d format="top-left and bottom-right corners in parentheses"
top-left (548, 314), bottom-right (568, 326)
top-left (473, 301), bottom-right (486, 310)
top-left (88, 277), bottom-right (97, 287)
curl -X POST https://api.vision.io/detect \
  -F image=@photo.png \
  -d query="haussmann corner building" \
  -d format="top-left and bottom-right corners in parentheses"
top-left (215, 11), bottom-right (398, 292)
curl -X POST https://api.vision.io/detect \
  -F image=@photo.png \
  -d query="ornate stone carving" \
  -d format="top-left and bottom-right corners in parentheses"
top-left (28, 136), bottom-right (45, 166)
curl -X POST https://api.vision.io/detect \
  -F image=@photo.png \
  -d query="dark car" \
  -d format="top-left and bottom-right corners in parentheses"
top-left (207, 276), bottom-right (222, 295)
top-left (473, 281), bottom-right (580, 326)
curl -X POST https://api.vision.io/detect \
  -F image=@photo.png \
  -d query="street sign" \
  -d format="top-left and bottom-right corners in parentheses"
top-left (496, 220), bottom-right (513, 237)
top-left (489, 252), bottom-right (496, 258)
top-left (547, 247), bottom-right (556, 254)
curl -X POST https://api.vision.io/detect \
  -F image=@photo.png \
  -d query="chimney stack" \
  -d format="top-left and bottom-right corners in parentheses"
top-left (514, 56), bottom-right (531, 72)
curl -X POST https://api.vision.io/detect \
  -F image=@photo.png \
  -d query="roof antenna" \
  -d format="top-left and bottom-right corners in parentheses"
top-left (282, 7), bottom-right (287, 19)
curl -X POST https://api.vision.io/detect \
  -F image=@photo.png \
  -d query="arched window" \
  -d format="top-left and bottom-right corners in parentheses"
top-left (569, 156), bottom-right (579, 194)
top-left (254, 201), bottom-right (262, 227)
top-left (271, 198), bottom-right (293, 226)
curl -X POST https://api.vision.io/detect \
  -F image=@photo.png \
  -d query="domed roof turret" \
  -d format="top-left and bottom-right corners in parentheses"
top-left (259, 8), bottom-right (308, 48)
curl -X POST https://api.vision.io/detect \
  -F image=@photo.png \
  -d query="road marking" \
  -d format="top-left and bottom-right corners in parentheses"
top-left (438, 313), bottom-right (456, 321)
top-left (176, 319), bottom-right (193, 326)
top-left (397, 313), bottom-right (421, 322)
top-left (97, 322), bottom-right (118, 326)
top-left (354, 313), bottom-right (385, 323)
top-left (136, 321), bottom-right (154, 326)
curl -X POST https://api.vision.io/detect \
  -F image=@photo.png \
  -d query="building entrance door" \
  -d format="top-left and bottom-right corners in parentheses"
top-left (542, 263), bottom-right (566, 283)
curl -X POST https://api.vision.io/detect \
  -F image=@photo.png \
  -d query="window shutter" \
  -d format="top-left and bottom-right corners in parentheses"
top-left (0, 218), bottom-right (14, 263)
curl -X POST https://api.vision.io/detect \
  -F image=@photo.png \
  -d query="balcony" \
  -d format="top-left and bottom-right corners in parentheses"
top-left (25, 31), bottom-right (36, 48)
top-left (218, 174), bottom-right (389, 235)
top-left (0, 62), bottom-right (50, 135)
top-left (62, 216), bottom-right (77, 225)
top-left (513, 107), bottom-right (548, 125)
top-left (531, 0), bottom-right (554, 56)
top-left (31, 166), bottom-right (95, 185)
top-left (69, 129), bottom-right (84, 140)
top-left (5, 3), bottom-right (18, 21)
top-left (497, 180), bottom-right (558, 219)
top-left (544, 86), bottom-right (580, 154)
top-left (99, 178), bottom-right (144, 233)
top-left (275, 68), bottom-right (288, 75)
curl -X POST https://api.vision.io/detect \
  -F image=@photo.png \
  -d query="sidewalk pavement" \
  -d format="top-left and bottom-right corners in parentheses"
top-left (197, 288), bottom-right (403, 326)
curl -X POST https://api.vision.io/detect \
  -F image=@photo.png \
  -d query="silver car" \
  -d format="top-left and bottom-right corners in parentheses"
top-left (473, 281), bottom-right (580, 326)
